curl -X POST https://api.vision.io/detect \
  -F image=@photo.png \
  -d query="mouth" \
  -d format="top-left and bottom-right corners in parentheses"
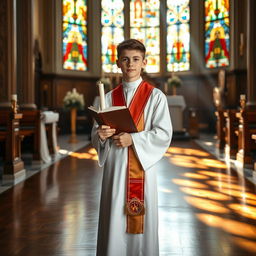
top-left (127, 69), bottom-right (135, 72)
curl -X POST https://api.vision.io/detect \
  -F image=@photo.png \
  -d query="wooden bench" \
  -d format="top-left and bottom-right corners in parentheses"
top-left (252, 134), bottom-right (256, 171)
top-left (215, 110), bottom-right (226, 150)
top-left (19, 110), bottom-right (59, 162)
top-left (236, 110), bottom-right (256, 167)
top-left (0, 109), bottom-right (25, 178)
top-left (19, 109), bottom-right (41, 161)
top-left (224, 109), bottom-right (239, 159)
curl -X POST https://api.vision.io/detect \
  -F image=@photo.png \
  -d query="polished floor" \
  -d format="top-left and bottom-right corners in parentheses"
top-left (0, 140), bottom-right (256, 256)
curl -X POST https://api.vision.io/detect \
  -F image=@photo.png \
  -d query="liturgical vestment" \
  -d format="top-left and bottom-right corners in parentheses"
top-left (91, 77), bottom-right (173, 256)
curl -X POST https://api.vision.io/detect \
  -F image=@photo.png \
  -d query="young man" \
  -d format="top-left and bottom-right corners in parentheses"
top-left (91, 39), bottom-right (172, 256)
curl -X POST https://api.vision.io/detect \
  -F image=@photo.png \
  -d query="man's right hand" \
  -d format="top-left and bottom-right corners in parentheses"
top-left (97, 125), bottom-right (116, 141)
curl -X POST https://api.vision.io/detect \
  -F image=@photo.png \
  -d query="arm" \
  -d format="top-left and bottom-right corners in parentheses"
top-left (91, 94), bottom-right (114, 167)
top-left (91, 124), bottom-right (115, 167)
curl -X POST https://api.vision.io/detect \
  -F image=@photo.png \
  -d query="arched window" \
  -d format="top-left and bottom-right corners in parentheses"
top-left (101, 0), bottom-right (125, 73)
top-left (166, 0), bottom-right (190, 72)
top-left (62, 0), bottom-right (88, 71)
top-left (101, 0), bottom-right (191, 74)
top-left (205, 0), bottom-right (230, 68)
top-left (130, 0), bottom-right (160, 73)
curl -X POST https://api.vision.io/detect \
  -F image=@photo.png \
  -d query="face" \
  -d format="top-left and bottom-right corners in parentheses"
top-left (116, 49), bottom-right (147, 82)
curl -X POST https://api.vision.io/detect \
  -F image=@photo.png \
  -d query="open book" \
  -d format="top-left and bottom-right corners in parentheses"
top-left (88, 106), bottom-right (138, 133)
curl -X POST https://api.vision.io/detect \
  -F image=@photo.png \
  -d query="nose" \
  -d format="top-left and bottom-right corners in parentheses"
top-left (127, 60), bottom-right (133, 66)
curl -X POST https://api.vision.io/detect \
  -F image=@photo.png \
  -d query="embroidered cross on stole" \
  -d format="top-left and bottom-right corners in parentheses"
top-left (112, 81), bottom-right (153, 234)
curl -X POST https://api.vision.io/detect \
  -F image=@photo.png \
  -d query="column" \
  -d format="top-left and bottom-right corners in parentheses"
top-left (246, 0), bottom-right (256, 109)
top-left (16, 0), bottom-right (36, 109)
top-left (0, 0), bottom-right (17, 107)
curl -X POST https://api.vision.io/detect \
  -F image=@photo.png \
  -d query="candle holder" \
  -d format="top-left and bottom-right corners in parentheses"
top-left (11, 99), bottom-right (17, 113)
top-left (11, 94), bottom-right (18, 113)
top-left (240, 94), bottom-right (246, 110)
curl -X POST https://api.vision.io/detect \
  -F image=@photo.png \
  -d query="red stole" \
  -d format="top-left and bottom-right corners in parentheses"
top-left (112, 81), bottom-right (153, 234)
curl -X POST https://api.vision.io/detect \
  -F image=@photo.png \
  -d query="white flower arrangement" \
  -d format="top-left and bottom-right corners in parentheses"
top-left (167, 75), bottom-right (182, 88)
top-left (63, 88), bottom-right (85, 110)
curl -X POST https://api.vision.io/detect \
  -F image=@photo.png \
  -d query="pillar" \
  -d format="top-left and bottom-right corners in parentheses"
top-left (17, 0), bottom-right (36, 109)
top-left (0, 0), bottom-right (17, 107)
top-left (246, 0), bottom-right (256, 108)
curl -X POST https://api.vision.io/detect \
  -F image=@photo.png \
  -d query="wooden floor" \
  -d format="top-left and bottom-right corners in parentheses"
top-left (1, 140), bottom-right (256, 256)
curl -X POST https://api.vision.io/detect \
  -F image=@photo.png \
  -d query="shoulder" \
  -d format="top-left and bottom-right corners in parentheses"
top-left (145, 87), bottom-right (168, 113)
top-left (152, 87), bottom-right (165, 97)
top-left (151, 87), bottom-right (167, 103)
top-left (142, 81), bottom-right (165, 100)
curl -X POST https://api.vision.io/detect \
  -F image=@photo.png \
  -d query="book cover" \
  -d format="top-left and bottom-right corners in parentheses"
top-left (88, 106), bottom-right (138, 133)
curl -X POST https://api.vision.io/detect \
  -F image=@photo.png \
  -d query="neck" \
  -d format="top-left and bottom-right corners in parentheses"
top-left (123, 76), bottom-right (141, 83)
top-left (122, 77), bottom-right (142, 85)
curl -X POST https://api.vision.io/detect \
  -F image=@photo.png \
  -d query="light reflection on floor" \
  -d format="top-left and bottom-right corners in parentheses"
top-left (70, 147), bottom-right (98, 161)
top-left (163, 145), bottom-right (256, 253)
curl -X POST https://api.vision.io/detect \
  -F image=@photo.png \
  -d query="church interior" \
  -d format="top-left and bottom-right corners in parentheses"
top-left (1, 0), bottom-right (256, 255)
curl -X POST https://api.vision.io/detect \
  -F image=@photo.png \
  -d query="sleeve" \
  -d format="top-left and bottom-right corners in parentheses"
top-left (130, 91), bottom-right (172, 171)
top-left (90, 93), bottom-right (112, 167)
top-left (91, 122), bottom-right (111, 167)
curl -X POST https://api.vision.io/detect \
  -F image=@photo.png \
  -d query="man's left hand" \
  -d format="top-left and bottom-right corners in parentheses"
top-left (112, 133), bottom-right (133, 148)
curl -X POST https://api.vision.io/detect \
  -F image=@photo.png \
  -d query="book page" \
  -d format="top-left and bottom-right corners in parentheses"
top-left (101, 106), bottom-right (127, 113)
top-left (88, 105), bottom-right (127, 113)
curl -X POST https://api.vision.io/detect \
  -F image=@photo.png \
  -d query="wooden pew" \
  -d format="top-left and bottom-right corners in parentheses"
top-left (0, 109), bottom-right (25, 178)
top-left (215, 110), bottom-right (226, 150)
top-left (19, 110), bottom-right (59, 162)
top-left (236, 110), bottom-right (256, 167)
top-left (19, 109), bottom-right (41, 161)
top-left (252, 134), bottom-right (256, 171)
top-left (224, 109), bottom-right (239, 159)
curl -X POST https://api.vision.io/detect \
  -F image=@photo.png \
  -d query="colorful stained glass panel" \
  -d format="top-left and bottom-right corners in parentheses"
top-left (130, 0), bottom-right (160, 73)
top-left (166, 0), bottom-right (190, 72)
top-left (205, 0), bottom-right (230, 68)
top-left (101, 0), bottom-right (124, 73)
top-left (62, 0), bottom-right (88, 71)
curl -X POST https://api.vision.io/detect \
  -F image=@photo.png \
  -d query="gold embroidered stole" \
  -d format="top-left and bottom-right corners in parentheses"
top-left (112, 81), bottom-right (153, 234)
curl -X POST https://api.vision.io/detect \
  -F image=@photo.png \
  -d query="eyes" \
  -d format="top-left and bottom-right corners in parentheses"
top-left (121, 57), bottom-right (141, 63)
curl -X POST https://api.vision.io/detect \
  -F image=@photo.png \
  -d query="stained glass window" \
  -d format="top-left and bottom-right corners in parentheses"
top-left (166, 0), bottom-right (190, 72)
top-left (130, 0), bottom-right (160, 73)
top-left (101, 0), bottom-right (125, 73)
top-left (205, 0), bottom-right (230, 68)
top-left (62, 0), bottom-right (87, 71)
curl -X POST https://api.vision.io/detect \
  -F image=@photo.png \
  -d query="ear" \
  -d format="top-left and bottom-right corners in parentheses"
top-left (142, 58), bottom-right (147, 68)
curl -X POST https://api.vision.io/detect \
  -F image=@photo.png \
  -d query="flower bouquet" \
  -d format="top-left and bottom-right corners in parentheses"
top-left (63, 88), bottom-right (85, 110)
top-left (167, 75), bottom-right (182, 95)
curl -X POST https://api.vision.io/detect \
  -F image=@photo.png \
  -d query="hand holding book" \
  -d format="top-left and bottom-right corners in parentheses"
top-left (113, 132), bottom-right (133, 147)
top-left (98, 125), bottom-right (116, 141)
top-left (88, 81), bottom-right (137, 134)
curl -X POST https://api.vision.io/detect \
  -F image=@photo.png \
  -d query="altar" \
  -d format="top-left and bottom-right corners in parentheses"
top-left (166, 95), bottom-right (186, 132)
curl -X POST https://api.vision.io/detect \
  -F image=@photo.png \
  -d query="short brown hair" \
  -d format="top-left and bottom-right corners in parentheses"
top-left (117, 39), bottom-right (146, 59)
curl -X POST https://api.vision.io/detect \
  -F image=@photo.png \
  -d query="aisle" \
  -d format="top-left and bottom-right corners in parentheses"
top-left (0, 140), bottom-right (256, 256)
